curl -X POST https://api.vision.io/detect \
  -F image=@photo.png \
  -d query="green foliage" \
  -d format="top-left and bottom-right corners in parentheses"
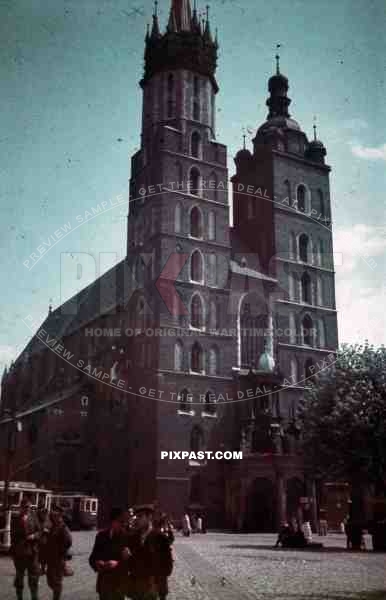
top-left (298, 343), bottom-right (386, 487)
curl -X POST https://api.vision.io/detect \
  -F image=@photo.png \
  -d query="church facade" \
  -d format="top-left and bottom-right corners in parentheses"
top-left (1, 0), bottom-right (338, 531)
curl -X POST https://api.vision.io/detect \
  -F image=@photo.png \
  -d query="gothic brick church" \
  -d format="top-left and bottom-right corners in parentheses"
top-left (1, 0), bottom-right (338, 531)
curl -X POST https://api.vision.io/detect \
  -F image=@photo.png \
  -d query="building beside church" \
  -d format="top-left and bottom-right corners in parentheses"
top-left (1, 0), bottom-right (338, 531)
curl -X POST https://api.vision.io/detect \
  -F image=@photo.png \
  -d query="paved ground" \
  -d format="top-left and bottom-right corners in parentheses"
top-left (0, 532), bottom-right (385, 600)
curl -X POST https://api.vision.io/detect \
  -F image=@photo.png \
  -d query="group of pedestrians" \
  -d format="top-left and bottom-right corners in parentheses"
top-left (10, 500), bottom-right (176, 600)
top-left (10, 498), bottom-right (72, 600)
top-left (89, 504), bottom-right (174, 600)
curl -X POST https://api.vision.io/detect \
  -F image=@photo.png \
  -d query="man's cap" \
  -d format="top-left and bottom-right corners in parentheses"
top-left (110, 507), bottom-right (126, 522)
top-left (20, 498), bottom-right (31, 507)
top-left (134, 504), bottom-right (155, 516)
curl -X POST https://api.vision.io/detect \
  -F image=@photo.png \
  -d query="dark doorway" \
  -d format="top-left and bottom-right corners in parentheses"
top-left (244, 478), bottom-right (276, 532)
top-left (286, 477), bottom-right (304, 521)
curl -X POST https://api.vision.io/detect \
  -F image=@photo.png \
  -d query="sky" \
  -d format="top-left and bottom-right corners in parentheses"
top-left (1, 0), bottom-right (385, 375)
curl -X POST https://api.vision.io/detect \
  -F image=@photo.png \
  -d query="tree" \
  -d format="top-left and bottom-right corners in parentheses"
top-left (298, 343), bottom-right (386, 522)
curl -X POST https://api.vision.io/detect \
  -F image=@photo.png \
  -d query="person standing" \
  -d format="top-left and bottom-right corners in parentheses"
top-left (182, 513), bottom-right (191, 537)
top-left (44, 506), bottom-right (72, 600)
top-left (89, 507), bottom-right (131, 600)
top-left (127, 505), bottom-right (169, 600)
top-left (153, 514), bottom-right (175, 600)
top-left (10, 498), bottom-right (41, 600)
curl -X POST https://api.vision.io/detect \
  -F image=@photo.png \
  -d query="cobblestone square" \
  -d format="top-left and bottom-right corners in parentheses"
top-left (0, 532), bottom-right (385, 600)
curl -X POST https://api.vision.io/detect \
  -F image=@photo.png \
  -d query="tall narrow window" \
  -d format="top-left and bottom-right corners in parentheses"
top-left (318, 318), bottom-right (326, 348)
top-left (179, 388), bottom-right (190, 412)
top-left (318, 190), bottom-right (325, 218)
top-left (297, 185), bottom-right (306, 212)
top-left (208, 254), bottom-right (217, 286)
top-left (189, 168), bottom-right (200, 196)
top-left (167, 73), bottom-right (174, 118)
top-left (175, 202), bottom-right (182, 233)
top-left (299, 234), bottom-right (309, 263)
top-left (175, 340), bottom-right (183, 371)
top-left (301, 272), bottom-right (312, 304)
top-left (191, 131), bottom-right (201, 158)
top-left (190, 206), bottom-right (202, 238)
top-left (209, 300), bottom-right (217, 330)
top-left (208, 210), bottom-right (216, 240)
top-left (190, 425), bottom-right (204, 452)
top-left (204, 391), bottom-right (217, 414)
top-left (191, 342), bottom-right (204, 373)
top-left (208, 347), bottom-right (218, 375)
top-left (191, 294), bottom-right (204, 328)
top-left (193, 76), bottom-right (200, 121)
top-left (284, 179), bottom-right (291, 205)
top-left (302, 315), bottom-right (314, 346)
top-left (305, 358), bottom-right (315, 381)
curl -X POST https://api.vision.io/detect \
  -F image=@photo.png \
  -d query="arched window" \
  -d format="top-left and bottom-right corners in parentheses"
top-left (204, 390), bottom-right (217, 414)
top-left (208, 210), bottom-right (216, 240)
top-left (297, 185), bottom-right (306, 212)
top-left (190, 425), bottom-right (204, 452)
top-left (175, 202), bottom-right (182, 233)
top-left (193, 76), bottom-right (200, 121)
top-left (175, 340), bottom-right (183, 371)
top-left (191, 294), bottom-right (204, 329)
top-left (301, 272), bottom-right (312, 304)
top-left (179, 388), bottom-right (190, 412)
top-left (190, 250), bottom-right (204, 283)
top-left (299, 234), bottom-right (309, 263)
top-left (208, 347), bottom-right (218, 375)
top-left (191, 131), bottom-right (201, 158)
top-left (191, 342), bottom-right (204, 373)
top-left (189, 168), bottom-right (201, 196)
top-left (167, 73), bottom-right (174, 118)
top-left (190, 206), bottom-right (203, 238)
top-left (302, 315), bottom-right (314, 346)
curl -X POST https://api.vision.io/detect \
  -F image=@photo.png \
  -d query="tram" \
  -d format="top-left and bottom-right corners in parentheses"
top-left (50, 492), bottom-right (98, 530)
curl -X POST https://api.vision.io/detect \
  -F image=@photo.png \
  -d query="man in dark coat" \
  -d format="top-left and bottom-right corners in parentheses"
top-left (45, 506), bottom-right (72, 600)
top-left (127, 505), bottom-right (174, 600)
top-left (10, 498), bottom-right (41, 600)
top-left (89, 507), bottom-right (131, 600)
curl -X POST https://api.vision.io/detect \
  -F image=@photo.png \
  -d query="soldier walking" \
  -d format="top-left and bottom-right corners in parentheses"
top-left (10, 498), bottom-right (41, 600)
top-left (44, 506), bottom-right (72, 600)
top-left (89, 507), bottom-right (131, 600)
top-left (127, 505), bottom-right (174, 600)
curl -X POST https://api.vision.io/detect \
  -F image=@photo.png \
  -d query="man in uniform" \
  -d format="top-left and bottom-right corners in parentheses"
top-left (89, 507), bottom-right (131, 600)
top-left (10, 498), bottom-right (41, 600)
top-left (45, 506), bottom-right (72, 600)
top-left (127, 505), bottom-right (174, 600)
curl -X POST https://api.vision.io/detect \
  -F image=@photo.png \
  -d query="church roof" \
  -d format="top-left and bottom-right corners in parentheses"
top-left (20, 259), bottom-right (134, 360)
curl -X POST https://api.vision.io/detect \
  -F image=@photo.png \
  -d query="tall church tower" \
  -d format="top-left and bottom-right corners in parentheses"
top-left (127, 0), bottom-right (232, 518)
top-left (233, 56), bottom-right (339, 420)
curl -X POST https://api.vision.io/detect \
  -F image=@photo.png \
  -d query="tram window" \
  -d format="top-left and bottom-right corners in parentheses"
top-left (23, 492), bottom-right (37, 506)
top-left (91, 500), bottom-right (97, 513)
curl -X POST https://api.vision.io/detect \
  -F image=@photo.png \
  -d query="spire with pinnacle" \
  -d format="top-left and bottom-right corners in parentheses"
top-left (150, 1), bottom-right (161, 39)
top-left (266, 46), bottom-right (291, 120)
top-left (203, 5), bottom-right (212, 42)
